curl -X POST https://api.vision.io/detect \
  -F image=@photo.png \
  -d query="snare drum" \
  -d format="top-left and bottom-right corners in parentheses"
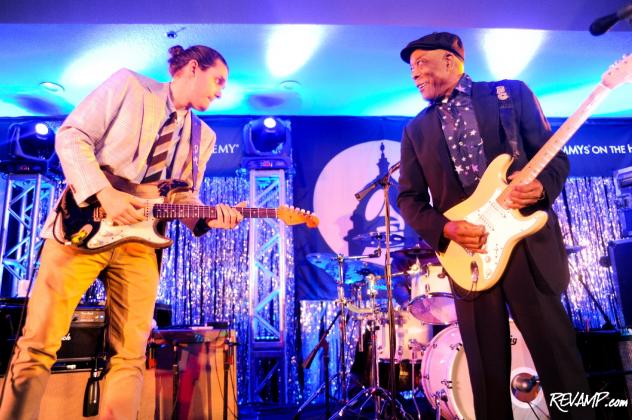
top-left (408, 263), bottom-right (457, 325)
top-left (421, 321), bottom-right (549, 420)
top-left (376, 310), bottom-right (431, 362)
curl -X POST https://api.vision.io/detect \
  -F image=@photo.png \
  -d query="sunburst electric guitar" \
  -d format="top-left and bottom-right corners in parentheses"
top-left (437, 54), bottom-right (632, 291)
top-left (54, 179), bottom-right (319, 252)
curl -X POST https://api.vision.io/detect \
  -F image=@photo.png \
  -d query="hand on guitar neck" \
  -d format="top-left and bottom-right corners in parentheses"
top-left (205, 202), bottom-right (245, 229)
top-left (96, 186), bottom-right (145, 226)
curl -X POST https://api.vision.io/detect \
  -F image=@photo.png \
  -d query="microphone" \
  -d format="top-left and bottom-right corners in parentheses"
top-left (590, 4), bottom-right (632, 36)
top-left (354, 161), bottom-right (401, 201)
top-left (511, 374), bottom-right (539, 393)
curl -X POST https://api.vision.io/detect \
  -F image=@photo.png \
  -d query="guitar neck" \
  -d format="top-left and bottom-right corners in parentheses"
top-left (508, 82), bottom-right (612, 188)
top-left (153, 205), bottom-right (277, 220)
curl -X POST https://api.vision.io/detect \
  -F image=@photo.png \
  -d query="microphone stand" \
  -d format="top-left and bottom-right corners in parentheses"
top-left (590, 4), bottom-right (632, 36)
top-left (355, 161), bottom-right (403, 417)
top-left (293, 310), bottom-right (341, 419)
top-left (575, 273), bottom-right (615, 330)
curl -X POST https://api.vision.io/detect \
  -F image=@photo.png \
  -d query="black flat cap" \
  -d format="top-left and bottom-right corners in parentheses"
top-left (400, 32), bottom-right (465, 63)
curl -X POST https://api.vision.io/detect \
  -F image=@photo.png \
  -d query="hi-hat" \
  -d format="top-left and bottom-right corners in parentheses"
top-left (350, 232), bottom-right (405, 247)
top-left (307, 253), bottom-right (384, 284)
top-left (391, 242), bottom-right (438, 263)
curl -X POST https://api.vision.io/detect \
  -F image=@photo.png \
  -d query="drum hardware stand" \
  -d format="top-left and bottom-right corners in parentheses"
top-left (294, 310), bottom-right (341, 419)
top-left (295, 251), bottom-right (378, 419)
top-left (407, 339), bottom-right (425, 420)
top-left (330, 273), bottom-right (409, 420)
top-left (223, 337), bottom-right (237, 420)
top-left (574, 273), bottom-right (615, 329)
top-left (332, 161), bottom-right (409, 419)
top-left (333, 251), bottom-right (382, 405)
top-left (432, 389), bottom-right (448, 420)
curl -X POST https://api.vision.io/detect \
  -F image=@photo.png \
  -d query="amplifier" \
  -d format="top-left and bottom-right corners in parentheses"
top-left (617, 207), bottom-right (632, 238)
top-left (0, 301), bottom-right (106, 374)
top-left (608, 239), bottom-right (632, 326)
top-left (55, 306), bottom-right (105, 370)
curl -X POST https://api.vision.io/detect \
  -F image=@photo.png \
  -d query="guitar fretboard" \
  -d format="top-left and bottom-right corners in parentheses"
top-left (499, 83), bottom-right (612, 204)
top-left (153, 205), bottom-right (278, 220)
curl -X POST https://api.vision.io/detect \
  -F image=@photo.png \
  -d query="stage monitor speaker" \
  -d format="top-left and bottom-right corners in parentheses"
top-left (608, 239), bottom-right (632, 326)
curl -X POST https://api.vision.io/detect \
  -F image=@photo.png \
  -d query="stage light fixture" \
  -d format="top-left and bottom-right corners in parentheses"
top-left (263, 117), bottom-right (277, 130)
top-left (0, 121), bottom-right (57, 174)
top-left (242, 117), bottom-right (292, 170)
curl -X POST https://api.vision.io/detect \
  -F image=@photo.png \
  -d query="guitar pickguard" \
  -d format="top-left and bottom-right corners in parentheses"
top-left (463, 188), bottom-right (542, 281)
top-left (85, 197), bottom-right (170, 250)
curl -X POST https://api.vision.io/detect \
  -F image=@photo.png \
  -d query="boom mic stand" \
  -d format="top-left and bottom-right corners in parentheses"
top-left (339, 161), bottom-right (408, 419)
top-left (295, 252), bottom-right (377, 419)
top-left (294, 310), bottom-right (341, 419)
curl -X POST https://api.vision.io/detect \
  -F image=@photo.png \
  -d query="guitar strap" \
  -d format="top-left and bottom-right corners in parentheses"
top-left (190, 113), bottom-right (202, 192)
top-left (496, 83), bottom-right (521, 159)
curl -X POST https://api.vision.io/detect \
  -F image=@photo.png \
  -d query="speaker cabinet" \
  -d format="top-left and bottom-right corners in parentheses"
top-left (576, 331), bottom-right (632, 420)
top-left (609, 239), bottom-right (632, 326)
top-left (0, 371), bottom-right (91, 419)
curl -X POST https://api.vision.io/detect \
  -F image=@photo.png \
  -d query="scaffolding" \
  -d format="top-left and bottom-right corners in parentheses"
top-left (0, 174), bottom-right (58, 296)
top-left (247, 169), bottom-right (291, 404)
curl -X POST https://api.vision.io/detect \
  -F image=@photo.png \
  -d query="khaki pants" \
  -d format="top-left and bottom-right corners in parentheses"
top-left (0, 239), bottom-right (159, 420)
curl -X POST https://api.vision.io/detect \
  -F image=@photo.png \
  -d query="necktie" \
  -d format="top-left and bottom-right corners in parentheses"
top-left (143, 112), bottom-right (177, 183)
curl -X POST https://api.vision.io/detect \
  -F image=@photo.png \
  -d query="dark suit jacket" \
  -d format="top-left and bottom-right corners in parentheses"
top-left (397, 79), bottom-right (570, 294)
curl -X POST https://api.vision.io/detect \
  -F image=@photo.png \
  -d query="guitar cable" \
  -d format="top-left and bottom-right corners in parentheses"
top-left (448, 273), bottom-right (479, 302)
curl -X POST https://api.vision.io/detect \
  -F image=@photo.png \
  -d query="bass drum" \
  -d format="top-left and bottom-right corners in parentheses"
top-left (421, 321), bottom-right (549, 420)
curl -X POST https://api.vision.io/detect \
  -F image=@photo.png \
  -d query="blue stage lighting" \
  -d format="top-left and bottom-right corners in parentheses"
top-left (242, 117), bottom-right (292, 169)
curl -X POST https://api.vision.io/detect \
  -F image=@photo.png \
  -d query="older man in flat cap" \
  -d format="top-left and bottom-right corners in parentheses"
top-left (397, 32), bottom-right (594, 419)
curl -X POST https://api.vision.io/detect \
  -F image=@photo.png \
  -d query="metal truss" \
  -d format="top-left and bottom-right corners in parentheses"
top-left (0, 174), bottom-right (58, 296)
top-left (247, 169), bottom-right (291, 404)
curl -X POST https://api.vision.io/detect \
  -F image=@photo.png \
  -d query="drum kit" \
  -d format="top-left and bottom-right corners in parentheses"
top-left (295, 163), bottom-right (547, 419)
top-left (301, 246), bottom-right (549, 419)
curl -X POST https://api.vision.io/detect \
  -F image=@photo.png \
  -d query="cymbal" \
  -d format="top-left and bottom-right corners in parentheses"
top-left (307, 253), bottom-right (384, 284)
top-left (391, 242), bottom-right (438, 263)
top-left (349, 232), bottom-right (405, 246)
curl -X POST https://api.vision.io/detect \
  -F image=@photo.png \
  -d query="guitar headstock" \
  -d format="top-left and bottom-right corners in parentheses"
top-left (278, 206), bottom-right (320, 228)
top-left (602, 54), bottom-right (632, 89)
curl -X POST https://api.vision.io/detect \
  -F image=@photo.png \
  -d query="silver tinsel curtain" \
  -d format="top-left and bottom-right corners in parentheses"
top-left (68, 174), bottom-right (627, 405)
top-left (157, 175), bottom-right (299, 405)
top-left (555, 177), bottom-right (625, 330)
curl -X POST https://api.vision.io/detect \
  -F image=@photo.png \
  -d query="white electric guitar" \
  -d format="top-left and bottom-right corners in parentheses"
top-left (437, 54), bottom-right (632, 291)
top-left (54, 178), bottom-right (319, 252)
